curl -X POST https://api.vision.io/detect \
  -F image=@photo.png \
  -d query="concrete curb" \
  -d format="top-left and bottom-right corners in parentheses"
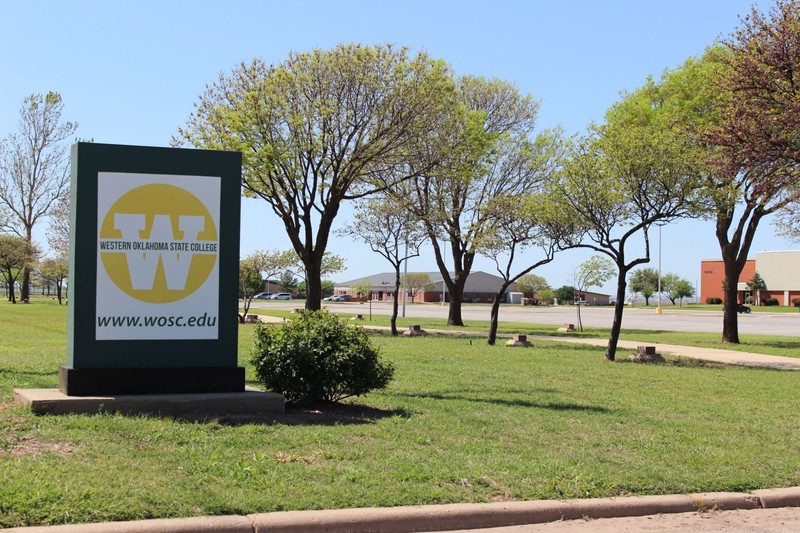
top-left (6, 487), bottom-right (797, 532)
top-left (5, 515), bottom-right (253, 532)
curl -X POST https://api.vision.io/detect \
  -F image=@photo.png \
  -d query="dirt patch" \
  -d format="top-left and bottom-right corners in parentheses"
top-left (664, 357), bottom-right (732, 369)
top-left (0, 436), bottom-right (76, 457)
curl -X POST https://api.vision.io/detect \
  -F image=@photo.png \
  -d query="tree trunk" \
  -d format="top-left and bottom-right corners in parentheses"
top-left (487, 284), bottom-right (511, 345)
top-left (239, 297), bottom-right (252, 324)
top-left (56, 281), bottom-right (63, 305)
top-left (21, 267), bottom-right (30, 302)
top-left (391, 268), bottom-right (400, 336)
top-left (305, 260), bottom-right (322, 311)
top-left (447, 277), bottom-right (466, 326)
top-left (8, 276), bottom-right (16, 304)
top-left (605, 272), bottom-right (628, 361)
top-left (576, 302), bottom-right (583, 332)
top-left (714, 206), bottom-right (764, 344)
top-left (721, 265), bottom-right (741, 344)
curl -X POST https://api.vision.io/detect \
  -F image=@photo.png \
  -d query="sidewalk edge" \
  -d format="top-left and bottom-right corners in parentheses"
top-left (6, 487), bottom-right (798, 533)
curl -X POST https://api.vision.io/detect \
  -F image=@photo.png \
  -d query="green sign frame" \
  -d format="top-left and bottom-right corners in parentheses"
top-left (62, 143), bottom-right (242, 396)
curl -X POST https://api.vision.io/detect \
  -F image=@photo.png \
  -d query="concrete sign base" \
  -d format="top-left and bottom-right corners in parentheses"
top-left (14, 387), bottom-right (284, 416)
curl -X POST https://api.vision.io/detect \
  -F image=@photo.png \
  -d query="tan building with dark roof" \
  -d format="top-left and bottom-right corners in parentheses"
top-left (334, 271), bottom-right (518, 303)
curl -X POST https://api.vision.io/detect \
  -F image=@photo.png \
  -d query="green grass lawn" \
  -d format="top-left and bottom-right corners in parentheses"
top-left (2, 300), bottom-right (800, 528)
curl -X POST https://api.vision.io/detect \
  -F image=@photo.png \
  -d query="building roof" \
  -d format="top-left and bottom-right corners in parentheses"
top-left (337, 271), bottom-right (516, 293)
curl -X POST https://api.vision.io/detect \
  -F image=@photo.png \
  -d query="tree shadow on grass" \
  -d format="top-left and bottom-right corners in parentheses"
top-left (742, 339), bottom-right (800, 351)
top-left (393, 390), bottom-right (610, 413)
top-left (0, 368), bottom-right (56, 377)
top-left (191, 403), bottom-right (414, 427)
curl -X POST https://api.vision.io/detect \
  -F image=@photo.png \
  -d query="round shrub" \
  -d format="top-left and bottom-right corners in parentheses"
top-left (251, 311), bottom-right (395, 405)
top-left (764, 297), bottom-right (780, 306)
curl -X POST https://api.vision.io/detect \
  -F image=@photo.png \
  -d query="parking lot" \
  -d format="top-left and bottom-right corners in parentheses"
top-left (250, 300), bottom-right (800, 337)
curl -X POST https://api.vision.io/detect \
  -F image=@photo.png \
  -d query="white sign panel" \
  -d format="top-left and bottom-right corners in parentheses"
top-left (96, 172), bottom-right (221, 340)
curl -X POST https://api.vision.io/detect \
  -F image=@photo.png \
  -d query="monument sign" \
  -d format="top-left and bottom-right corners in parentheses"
top-left (61, 143), bottom-right (242, 396)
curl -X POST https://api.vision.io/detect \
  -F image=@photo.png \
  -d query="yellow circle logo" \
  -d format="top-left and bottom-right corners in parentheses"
top-left (98, 184), bottom-right (218, 303)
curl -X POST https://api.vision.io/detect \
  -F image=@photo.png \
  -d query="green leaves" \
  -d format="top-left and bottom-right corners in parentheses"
top-left (251, 311), bottom-right (395, 404)
top-left (179, 43), bottom-right (459, 309)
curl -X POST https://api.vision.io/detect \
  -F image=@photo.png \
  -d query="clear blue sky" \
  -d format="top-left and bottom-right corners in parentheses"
top-left (2, 0), bottom-right (788, 295)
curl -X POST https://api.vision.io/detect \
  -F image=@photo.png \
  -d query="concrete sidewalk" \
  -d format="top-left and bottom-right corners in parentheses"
top-left (7, 487), bottom-right (800, 532)
top-left (532, 336), bottom-right (800, 371)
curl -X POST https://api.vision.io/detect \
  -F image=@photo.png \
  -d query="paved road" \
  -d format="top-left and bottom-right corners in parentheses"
top-left (251, 301), bottom-right (800, 337)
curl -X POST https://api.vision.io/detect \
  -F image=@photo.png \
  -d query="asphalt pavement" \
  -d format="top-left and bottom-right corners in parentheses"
top-left (252, 300), bottom-right (800, 338)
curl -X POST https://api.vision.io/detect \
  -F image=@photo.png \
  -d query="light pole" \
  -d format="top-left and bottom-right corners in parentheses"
top-left (656, 224), bottom-right (663, 315)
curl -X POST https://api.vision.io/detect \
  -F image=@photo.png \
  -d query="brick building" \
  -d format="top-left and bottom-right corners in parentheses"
top-left (700, 250), bottom-right (800, 306)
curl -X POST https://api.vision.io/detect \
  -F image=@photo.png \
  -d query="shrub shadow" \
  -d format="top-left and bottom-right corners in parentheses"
top-left (194, 403), bottom-right (413, 427)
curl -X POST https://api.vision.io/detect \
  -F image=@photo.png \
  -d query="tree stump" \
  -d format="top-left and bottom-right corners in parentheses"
top-left (629, 345), bottom-right (665, 363)
top-left (505, 334), bottom-right (533, 347)
top-left (403, 324), bottom-right (428, 337)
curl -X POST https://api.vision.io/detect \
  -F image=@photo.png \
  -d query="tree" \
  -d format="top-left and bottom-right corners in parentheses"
top-left (658, 272), bottom-right (680, 305)
top-left (670, 278), bottom-right (695, 307)
top-left (773, 197), bottom-right (800, 243)
top-left (298, 279), bottom-right (334, 299)
top-left (240, 261), bottom-right (264, 299)
top-left (288, 251), bottom-right (345, 294)
top-left (573, 255), bottom-right (615, 332)
top-left (177, 43), bottom-right (457, 310)
top-left (0, 235), bottom-right (39, 303)
top-left (556, 74), bottom-right (704, 359)
top-left (238, 249), bottom-right (293, 322)
top-left (481, 194), bottom-right (568, 345)
top-left (681, 2), bottom-right (800, 342)
top-left (46, 196), bottom-right (70, 259)
top-left (515, 273), bottom-right (550, 299)
top-left (338, 197), bottom-right (426, 335)
top-left (536, 287), bottom-right (554, 305)
top-left (475, 132), bottom-right (569, 344)
top-left (0, 92), bottom-right (77, 302)
top-left (278, 270), bottom-right (299, 294)
top-left (38, 256), bottom-right (69, 304)
top-left (629, 268), bottom-right (659, 306)
top-left (404, 273), bottom-right (433, 301)
top-left (554, 285), bottom-right (575, 305)
top-left (747, 271), bottom-right (767, 306)
top-left (352, 278), bottom-right (374, 302)
top-left (396, 76), bottom-right (542, 326)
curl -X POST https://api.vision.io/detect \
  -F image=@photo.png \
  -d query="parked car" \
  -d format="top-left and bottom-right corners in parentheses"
top-left (322, 294), bottom-right (352, 302)
top-left (736, 303), bottom-right (752, 314)
top-left (270, 293), bottom-right (292, 300)
top-left (253, 292), bottom-right (273, 300)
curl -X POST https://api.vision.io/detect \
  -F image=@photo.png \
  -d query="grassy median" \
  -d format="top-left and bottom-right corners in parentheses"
top-left (2, 301), bottom-right (800, 528)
